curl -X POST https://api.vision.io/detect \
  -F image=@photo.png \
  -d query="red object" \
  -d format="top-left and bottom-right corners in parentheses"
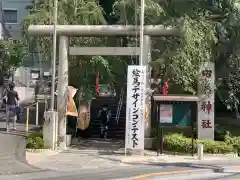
top-left (163, 81), bottom-right (169, 95)
top-left (201, 120), bottom-right (212, 129)
top-left (201, 101), bottom-right (212, 114)
top-left (206, 101), bottom-right (212, 114)
top-left (168, 113), bottom-right (172, 118)
top-left (96, 71), bottom-right (99, 94)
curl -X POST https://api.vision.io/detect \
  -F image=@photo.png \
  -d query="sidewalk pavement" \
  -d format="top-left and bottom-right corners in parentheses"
top-left (26, 148), bottom-right (240, 172)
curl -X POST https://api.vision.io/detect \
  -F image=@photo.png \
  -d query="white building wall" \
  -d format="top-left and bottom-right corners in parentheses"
top-left (0, 23), bottom-right (4, 39)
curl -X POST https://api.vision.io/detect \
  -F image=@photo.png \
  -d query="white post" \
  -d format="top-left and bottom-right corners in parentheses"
top-left (139, 0), bottom-right (146, 155)
top-left (44, 96), bottom-right (47, 112)
top-left (197, 62), bottom-right (215, 140)
top-left (35, 101), bottom-right (39, 126)
top-left (198, 143), bottom-right (204, 160)
top-left (43, 111), bottom-right (58, 150)
top-left (139, 0), bottom-right (145, 67)
top-left (57, 36), bottom-right (69, 151)
top-left (143, 35), bottom-right (151, 138)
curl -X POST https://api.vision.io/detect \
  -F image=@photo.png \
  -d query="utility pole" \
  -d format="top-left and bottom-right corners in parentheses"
top-left (139, 0), bottom-right (145, 67)
top-left (42, 0), bottom-right (58, 151)
top-left (50, 0), bottom-right (58, 110)
top-left (139, 0), bottom-right (146, 154)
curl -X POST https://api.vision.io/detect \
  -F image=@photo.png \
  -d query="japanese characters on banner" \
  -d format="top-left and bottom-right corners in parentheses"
top-left (198, 62), bottom-right (215, 140)
top-left (125, 65), bottom-right (146, 150)
top-left (160, 105), bottom-right (173, 124)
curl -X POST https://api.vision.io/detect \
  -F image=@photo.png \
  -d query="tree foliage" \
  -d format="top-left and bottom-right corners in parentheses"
top-left (114, 0), bottom-right (240, 116)
top-left (0, 39), bottom-right (26, 80)
top-left (114, 0), bottom-right (217, 94)
top-left (22, 0), bottom-right (240, 115)
top-left (212, 0), bottom-right (240, 116)
top-left (23, 0), bottom-right (126, 101)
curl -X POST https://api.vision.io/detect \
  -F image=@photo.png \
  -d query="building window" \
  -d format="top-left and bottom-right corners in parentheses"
top-left (3, 9), bottom-right (18, 23)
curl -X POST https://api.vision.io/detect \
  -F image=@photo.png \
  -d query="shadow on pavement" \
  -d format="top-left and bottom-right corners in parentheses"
top-left (70, 138), bottom-right (238, 170)
top-left (0, 119), bottom-right (43, 175)
top-left (0, 126), bottom-right (41, 137)
top-left (0, 132), bottom-right (42, 175)
top-left (70, 138), bottom-right (124, 153)
top-left (68, 138), bottom-right (237, 174)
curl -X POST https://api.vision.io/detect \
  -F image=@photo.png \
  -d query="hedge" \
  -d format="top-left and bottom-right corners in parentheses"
top-left (26, 132), bottom-right (45, 149)
top-left (163, 133), bottom-right (235, 154)
top-left (224, 132), bottom-right (240, 154)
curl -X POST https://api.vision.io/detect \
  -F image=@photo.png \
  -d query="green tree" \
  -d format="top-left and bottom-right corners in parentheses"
top-left (23, 0), bottom-right (240, 117)
top-left (113, 0), bottom-right (216, 94)
top-left (23, 0), bottom-right (126, 102)
top-left (0, 39), bottom-right (26, 84)
top-left (213, 0), bottom-right (240, 117)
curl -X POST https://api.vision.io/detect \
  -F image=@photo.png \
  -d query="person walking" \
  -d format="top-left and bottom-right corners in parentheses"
top-left (98, 104), bottom-right (111, 139)
top-left (5, 82), bottom-right (19, 132)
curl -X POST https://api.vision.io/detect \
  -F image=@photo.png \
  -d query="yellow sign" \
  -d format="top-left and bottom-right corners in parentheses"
top-left (66, 86), bottom-right (78, 117)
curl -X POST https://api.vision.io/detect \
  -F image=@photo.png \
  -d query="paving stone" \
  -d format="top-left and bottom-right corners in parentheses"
top-left (0, 111), bottom-right (40, 174)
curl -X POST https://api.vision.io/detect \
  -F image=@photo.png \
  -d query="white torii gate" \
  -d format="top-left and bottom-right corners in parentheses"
top-left (28, 25), bottom-right (181, 150)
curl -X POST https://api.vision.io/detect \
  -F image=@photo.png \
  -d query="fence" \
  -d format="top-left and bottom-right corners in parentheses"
top-left (25, 101), bottom-right (39, 133)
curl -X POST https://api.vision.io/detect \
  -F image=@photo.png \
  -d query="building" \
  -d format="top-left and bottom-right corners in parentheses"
top-left (0, 0), bottom-right (31, 39)
top-left (0, 0), bottom-right (50, 69)
top-left (0, 0), bottom-right (51, 79)
top-left (0, 0), bottom-right (52, 104)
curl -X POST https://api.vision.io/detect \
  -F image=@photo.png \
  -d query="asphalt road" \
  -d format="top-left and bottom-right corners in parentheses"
top-left (1, 160), bottom-right (240, 180)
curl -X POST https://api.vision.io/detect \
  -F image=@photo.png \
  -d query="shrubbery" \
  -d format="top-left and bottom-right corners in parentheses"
top-left (26, 132), bottom-right (45, 149)
top-left (224, 132), bottom-right (240, 155)
top-left (26, 130), bottom-right (240, 154)
top-left (163, 133), bottom-right (235, 154)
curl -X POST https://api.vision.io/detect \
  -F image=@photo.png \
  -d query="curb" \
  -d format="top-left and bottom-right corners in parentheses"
top-left (26, 149), bottom-right (60, 153)
top-left (131, 169), bottom-right (214, 179)
top-left (120, 155), bottom-right (239, 164)
top-left (201, 153), bottom-right (237, 157)
top-left (129, 166), bottom-right (240, 180)
top-left (145, 151), bottom-right (238, 157)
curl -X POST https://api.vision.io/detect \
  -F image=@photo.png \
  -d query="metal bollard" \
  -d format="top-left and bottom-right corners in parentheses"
top-left (36, 101), bottom-right (39, 126)
top-left (26, 107), bottom-right (29, 133)
top-left (44, 97), bottom-right (48, 112)
top-left (44, 97), bottom-right (47, 112)
top-left (198, 143), bottom-right (204, 160)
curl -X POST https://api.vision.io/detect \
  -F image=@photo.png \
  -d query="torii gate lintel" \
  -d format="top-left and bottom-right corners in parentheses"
top-left (28, 25), bottom-right (181, 37)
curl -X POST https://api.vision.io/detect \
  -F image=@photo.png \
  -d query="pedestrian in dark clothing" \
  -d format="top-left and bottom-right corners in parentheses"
top-left (4, 83), bottom-right (19, 132)
top-left (98, 104), bottom-right (111, 139)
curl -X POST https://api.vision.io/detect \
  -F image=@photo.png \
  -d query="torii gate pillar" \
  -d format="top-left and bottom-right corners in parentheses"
top-left (57, 36), bottom-right (68, 150)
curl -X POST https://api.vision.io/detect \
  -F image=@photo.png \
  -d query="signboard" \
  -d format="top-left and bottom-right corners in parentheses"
top-left (31, 70), bottom-right (40, 80)
top-left (43, 72), bottom-right (50, 76)
top-left (197, 62), bottom-right (215, 140)
top-left (31, 73), bottom-right (39, 79)
top-left (158, 104), bottom-right (191, 127)
top-left (125, 65), bottom-right (146, 151)
top-left (160, 105), bottom-right (173, 123)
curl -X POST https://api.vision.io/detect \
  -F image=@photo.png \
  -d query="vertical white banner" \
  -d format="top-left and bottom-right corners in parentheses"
top-left (197, 62), bottom-right (215, 140)
top-left (125, 65), bottom-right (146, 150)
